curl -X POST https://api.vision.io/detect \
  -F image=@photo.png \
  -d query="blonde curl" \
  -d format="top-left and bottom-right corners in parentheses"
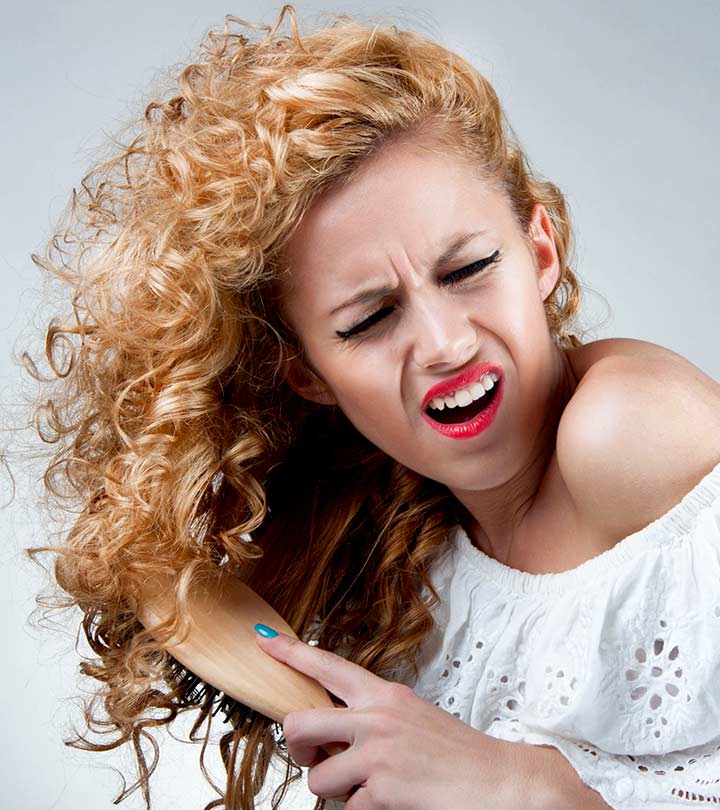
top-left (24, 6), bottom-right (587, 809)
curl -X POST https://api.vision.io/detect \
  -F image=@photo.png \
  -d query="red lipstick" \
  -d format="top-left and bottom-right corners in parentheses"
top-left (421, 362), bottom-right (504, 440)
top-left (421, 362), bottom-right (502, 410)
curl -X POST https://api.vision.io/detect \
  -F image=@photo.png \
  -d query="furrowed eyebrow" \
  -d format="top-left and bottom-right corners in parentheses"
top-left (328, 230), bottom-right (486, 317)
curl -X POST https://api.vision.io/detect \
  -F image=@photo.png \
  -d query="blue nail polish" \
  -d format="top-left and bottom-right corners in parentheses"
top-left (254, 623), bottom-right (278, 638)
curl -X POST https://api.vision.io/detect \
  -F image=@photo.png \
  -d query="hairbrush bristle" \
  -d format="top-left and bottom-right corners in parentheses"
top-left (166, 656), bottom-right (246, 726)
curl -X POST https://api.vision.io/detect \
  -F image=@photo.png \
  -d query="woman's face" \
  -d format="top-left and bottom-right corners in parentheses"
top-left (277, 136), bottom-right (565, 493)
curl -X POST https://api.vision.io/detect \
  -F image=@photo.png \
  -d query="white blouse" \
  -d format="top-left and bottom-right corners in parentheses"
top-left (398, 459), bottom-right (720, 808)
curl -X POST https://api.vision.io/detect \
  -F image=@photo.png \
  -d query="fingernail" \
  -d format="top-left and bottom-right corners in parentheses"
top-left (254, 623), bottom-right (278, 638)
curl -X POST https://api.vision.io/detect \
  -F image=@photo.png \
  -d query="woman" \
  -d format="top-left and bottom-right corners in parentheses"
top-left (26, 5), bottom-right (720, 810)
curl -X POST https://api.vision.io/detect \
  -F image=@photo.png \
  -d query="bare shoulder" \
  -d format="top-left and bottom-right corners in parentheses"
top-left (564, 336), bottom-right (687, 380)
top-left (557, 338), bottom-right (720, 540)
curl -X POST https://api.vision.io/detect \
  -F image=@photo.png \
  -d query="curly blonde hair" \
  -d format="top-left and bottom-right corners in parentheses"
top-left (25, 5), bottom-right (586, 809)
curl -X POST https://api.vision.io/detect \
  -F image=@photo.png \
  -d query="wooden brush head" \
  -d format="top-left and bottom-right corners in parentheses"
top-left (136, 572), bottom-right (339, 725)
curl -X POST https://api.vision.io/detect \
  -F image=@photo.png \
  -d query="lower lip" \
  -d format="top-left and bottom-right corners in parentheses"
top-left (422, 376), bottom-right (504, 439)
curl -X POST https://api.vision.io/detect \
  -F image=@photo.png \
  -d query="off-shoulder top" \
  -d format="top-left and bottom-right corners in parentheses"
top-left (398, 459), bottom-right (720, 808)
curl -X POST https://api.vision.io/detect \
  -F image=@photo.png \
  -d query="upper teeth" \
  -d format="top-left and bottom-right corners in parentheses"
top-left (428, 372), bottom-right (499, 411)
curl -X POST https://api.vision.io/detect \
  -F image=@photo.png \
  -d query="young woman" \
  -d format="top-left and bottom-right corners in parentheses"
top-left (26, 5), bottom-right (720, 810)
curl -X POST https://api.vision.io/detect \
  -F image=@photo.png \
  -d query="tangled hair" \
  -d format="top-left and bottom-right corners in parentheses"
top-left (25, 5), bottom-right (586, 809)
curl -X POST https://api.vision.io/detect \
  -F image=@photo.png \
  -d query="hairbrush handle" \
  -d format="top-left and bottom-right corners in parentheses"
top-left (136, 572), bottom-right (346, 757)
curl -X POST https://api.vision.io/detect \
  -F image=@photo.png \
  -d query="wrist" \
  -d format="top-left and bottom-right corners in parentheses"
top-left (514, 742), bottom-right (611, 810)
top-left (487, 737), bottom-right (559, 809)
top-left (512, 741), bottom-right (561, 810)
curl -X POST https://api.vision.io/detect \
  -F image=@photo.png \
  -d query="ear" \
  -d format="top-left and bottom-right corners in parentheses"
top-left (283, 353), bottom-right (338, 406)
top-left (527, 203), bottom-right (561, 302)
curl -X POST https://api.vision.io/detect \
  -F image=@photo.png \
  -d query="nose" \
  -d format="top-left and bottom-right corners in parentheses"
top-left (410, 294), bottom-right (477, 370)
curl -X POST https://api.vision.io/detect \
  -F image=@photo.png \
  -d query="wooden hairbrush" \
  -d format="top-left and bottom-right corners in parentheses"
top-left (136, 572), bottom-right (346, 756)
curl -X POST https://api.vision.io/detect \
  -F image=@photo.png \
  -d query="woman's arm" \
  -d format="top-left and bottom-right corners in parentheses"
top-left (515, 742), bottom-right (612, 810)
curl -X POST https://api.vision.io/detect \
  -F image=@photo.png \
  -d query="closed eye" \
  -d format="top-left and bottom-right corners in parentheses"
top-left (443, 249), bottom-right (501, 285)
top-left (335, 249), bottom-right (502, 341)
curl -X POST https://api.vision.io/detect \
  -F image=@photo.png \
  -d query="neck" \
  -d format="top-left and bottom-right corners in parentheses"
top-left (449, 346), bottom-right (579, 565)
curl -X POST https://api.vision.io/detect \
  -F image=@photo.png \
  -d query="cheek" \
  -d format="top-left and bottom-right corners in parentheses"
top-left (330, 369), bottom-right (390, 422)
top-left (490, 275), bottom-right (547, 335)
top-left (333, 374), bottom-right (410, 444)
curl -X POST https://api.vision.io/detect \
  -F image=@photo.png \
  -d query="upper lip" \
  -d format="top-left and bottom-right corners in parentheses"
top-left (421, 362), bottom-right (503, 411)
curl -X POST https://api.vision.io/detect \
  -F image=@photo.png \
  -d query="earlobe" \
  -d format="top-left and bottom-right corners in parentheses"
top-left (528, 203), bottom-right (561, 301)
top-left (283, 354), bottom-right (337, 406)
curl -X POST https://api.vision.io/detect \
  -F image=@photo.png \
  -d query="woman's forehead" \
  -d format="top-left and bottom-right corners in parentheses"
top-left (283, 146), bottom-right (508, 274)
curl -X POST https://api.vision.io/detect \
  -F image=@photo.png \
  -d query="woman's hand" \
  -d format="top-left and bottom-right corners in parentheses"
top-left (254, 628), bottom-right (551, 810)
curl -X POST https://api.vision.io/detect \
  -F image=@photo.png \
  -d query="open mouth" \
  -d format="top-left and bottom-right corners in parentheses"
top-left (425, 381), bottom-right (500, 425)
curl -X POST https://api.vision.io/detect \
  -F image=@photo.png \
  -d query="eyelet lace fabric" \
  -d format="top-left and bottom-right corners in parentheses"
top-left (397, 460), bottom-right (720, 808)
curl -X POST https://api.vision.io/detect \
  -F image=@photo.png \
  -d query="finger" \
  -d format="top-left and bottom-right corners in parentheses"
top-left (304, 743), bottom-right (368, 803)
top-left (254, 629), bottom-right (384, 707)
top-left (290, 742), bottom-right (331, 770)
top-left (283, 707), bottom-right (353, 766)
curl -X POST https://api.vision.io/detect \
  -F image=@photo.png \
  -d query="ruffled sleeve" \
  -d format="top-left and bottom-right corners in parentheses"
top-left (508, 473), bottom-right (720, 758)
top-left (411, 459), bottom-right (720, 808)
top-left (485, 477), bottom-right (720, 807)
top-left (486, 721), bottom-right (720, 808)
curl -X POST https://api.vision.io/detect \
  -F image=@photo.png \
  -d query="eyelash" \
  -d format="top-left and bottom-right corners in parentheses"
top-left (335, 249), bottom-right (502, 341)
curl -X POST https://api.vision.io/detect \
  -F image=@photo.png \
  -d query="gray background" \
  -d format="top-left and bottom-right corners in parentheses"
top-left (2, 1), bottom-right (718, 808)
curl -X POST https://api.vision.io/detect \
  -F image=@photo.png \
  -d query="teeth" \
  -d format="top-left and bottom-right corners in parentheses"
top-left (428, 372), bottom-right (499, 411)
